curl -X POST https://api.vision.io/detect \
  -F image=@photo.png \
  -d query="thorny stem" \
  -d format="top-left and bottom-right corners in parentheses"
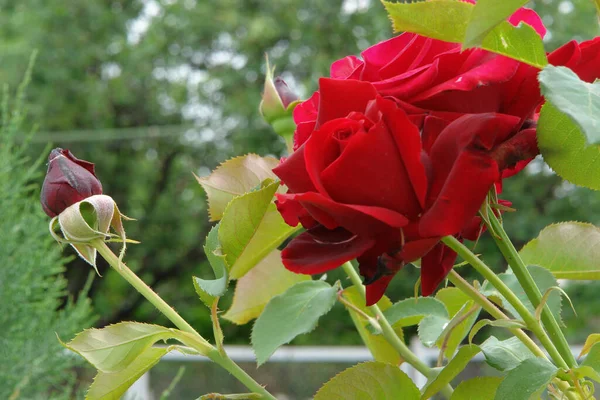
top-left (93, 240), bottom-right (277, 400)
top-left (446, 271), bottom-right (581, 400)
top-left (341, 261), bottom-right (454, 399)
top-left (441, 236), bottom-right (569, 370)
top-left (487, 212), bottom-right (577, 369)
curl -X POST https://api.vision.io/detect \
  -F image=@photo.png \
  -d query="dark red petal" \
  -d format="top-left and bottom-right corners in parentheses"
top-left (330, 55), bottom-right (364, 79)
top-left (399, 237), bottom-right (440, 262)
top-left (284, 191), bottom-right (409, 237)
top-left (63, 149), bottom-right (98, 176)
top-left (508, 8), bottom-right (546, 37)
top-left (316, 78), bottom-right (378, 127)
top-left (281, 230), bottom-right (375, 274)
top-left (421, 242), bottom-right (458, 296)
top-left (273, 145), bottom-right (316, 194)
top-left (293, 91), bottom-right (319, 125)
top-left (420, 150), bottom-right (500, 237)
top-left (365, 275), bottom-right (395, 306)
top-left (377, 96), bottom-right (429, 209)
top-left (320, 116), bottom-right (421, 216)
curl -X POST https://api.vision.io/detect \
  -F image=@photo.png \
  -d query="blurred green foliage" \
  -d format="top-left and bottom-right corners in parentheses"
top-left (0, 66), bottom-right (94, 398)
top-left (1, 0), bottom-right (598, 346)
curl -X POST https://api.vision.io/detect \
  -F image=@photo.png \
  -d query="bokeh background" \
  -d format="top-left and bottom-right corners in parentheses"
top-left (2, 0), bottom-right (600, 398)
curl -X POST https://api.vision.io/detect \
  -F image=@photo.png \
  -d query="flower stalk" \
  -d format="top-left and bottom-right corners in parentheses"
top-left (92, 239), bottom-right (277, 400)
top-left (486, 211), bottom-right (577, 368)
top-left (341, 261), bottom-right (454, 399)
top-left (441, 236), bottom-right (569, 370)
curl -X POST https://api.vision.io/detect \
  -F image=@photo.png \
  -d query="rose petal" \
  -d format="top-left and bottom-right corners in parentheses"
top-left (316, 78), bottom-right (378, 127)
top-left (365, 275), bottom-right (395, 306)
top-left (421, 242), bottom-right (458, 296)
top-left (281, 230), bottom-right (375, 274)
top-left (420, 150), bottom-right (499, 237)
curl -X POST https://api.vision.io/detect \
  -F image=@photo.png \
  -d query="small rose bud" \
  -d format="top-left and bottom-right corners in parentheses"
top-left (41, 148), bottom-right (103, 217)
top-left (259, 58), bottom-right (299, 150)
top-left (50, 194), bottom-right (133, 273)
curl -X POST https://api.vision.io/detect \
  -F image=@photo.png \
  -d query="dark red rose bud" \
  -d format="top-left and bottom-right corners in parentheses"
top-left (273, 77), bottom-right (299, 108)
top-left (41, 148), bottom-right (103, 217)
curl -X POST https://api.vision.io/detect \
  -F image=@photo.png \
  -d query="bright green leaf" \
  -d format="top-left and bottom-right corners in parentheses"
top-left (539, 65), bottom-right (600, 146)
top-left (436, 288), bottom-right (481, 358)
top-left (480, 336), bottom-right (535, 371)
top-left (219, 179), bottom-right (299, 279)
top-left (418, 314), bottom-right (449, 348)
top-left (582, 342), bottom-right (600, 372)
top-left (64, 323), bottom-right (176, 373)
top-left (252, 280), bottom-right (337, 365)
top-left (314, 361), bottom-right (420, 400)
top-left (580, 334), bottom-right (600, 358)
top-left (193, 223), bottom-right (229, 307)
top-left (482, 266), bottom-right (562, 324)
top-left (520, 222), bottom-right (600, 280)
top-left (381, 0), bottom-right (547, 68)
top-left (86, 346), bottom-right (168, 400)
top-left (383, 297), bottom-right (448, 327)
top-left (574, 365), bottom-right (600, 383)
top-left (464, 0), bottom-right (529, 47)
top-left (469, 319), bottom-right (526, 344)
top-left (494, 358), bottom-right (558, 400)
top-left (342, 286), bottom-right (404, 365)
top-left (422, 345), bottom-right (481, 400)
top-left (537, 102), bottom-right (600, 190)
top-left (63, 322), bottom-right (209, 373)
top-left (195, 154), bottom-right (279, 221)
top-left (451, 377), bottom-right (503, 400)
top-left (223, 249), bottom-right (309, 324)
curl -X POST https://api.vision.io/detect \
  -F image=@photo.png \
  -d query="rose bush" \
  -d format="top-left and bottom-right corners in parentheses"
top-left (275, 6), bottom-right (600, 304)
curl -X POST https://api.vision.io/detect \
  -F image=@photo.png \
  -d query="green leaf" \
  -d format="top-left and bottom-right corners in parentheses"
top-left (580, 333), bottom-right (600, 358)
top-left (539, 65), bottom-right (600, 146)
top-left (468, 319), bottom-right (526, 344)
top-left (383, 297), bottom-right (448, 327)
top-left (314, 361), bottom-right (420, 400)
top-left (86, 346), bottom-right (168, 400)
top-left (193, 223), bottom-right (229, 307)
top-left (252, 280), bottom-right (337, 365)
top-left (480, 336), bottom-right (535, 371)
top-left (582, 342), bottom-right (600, 371)
top-left (482, 266), bottom-right (562, 324)
top-left (494, 358), bottom-right (558, 400)
top-left (422, 345), bottom-right (481, 400)
top-left (62, 322), bottom-right (208, 373)
top-left (381, 0), bottom-right (547, 68)
top-left (222, 249), bottom-right (309, 324)
top-left (418, 314), bottom-right (450, 348)
top-left (436, 288), bottom-right (481, 358)
top-left (451, 377), bottom-right (503, 400)
top-left (219, 179), bottom-right (299, 279)
top-left (63, 323), bottom-right (175, 373)
top-left (519, 222), bottom-right (600, 280)
top-left (464, 0), bottom-right (529, 47)
top-left (537, 102), bottom-right (600, 190)
top-left (195, 154), bottom-right (279, 221)
top-left (342, 285), bottom-right (404, 365)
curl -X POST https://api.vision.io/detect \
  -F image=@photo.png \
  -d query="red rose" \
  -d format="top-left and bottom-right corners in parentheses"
top-left (41, 148), bottom-right (103, 217)
top-left (277, 5), bottom-right (600, 304)
top-left (274, 79), bottom-right (538, 305)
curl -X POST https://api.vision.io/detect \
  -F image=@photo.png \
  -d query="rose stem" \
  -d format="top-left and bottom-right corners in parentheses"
top-left (93, 239), bottom-right (277, 400)
top-left (446, 271), bottom-right (580, 400)
top-left (441, 236), bottom-right (568, 370)
top-left (341, 261), bottom-right (454, 399)
top-left (485, 211), bottom-right (577, 368)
